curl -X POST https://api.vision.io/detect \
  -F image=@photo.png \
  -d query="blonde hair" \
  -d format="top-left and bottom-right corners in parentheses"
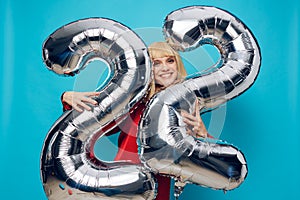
top-left (147, 41), bottom-right (187, 98)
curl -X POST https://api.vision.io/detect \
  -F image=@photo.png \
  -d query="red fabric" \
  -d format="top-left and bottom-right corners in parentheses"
top-left (114, 101), bottom-right (145, 163)
top-left (154, 174), bottom-right (171, 200)
top-left (114, 101), bottom-right (171, 199)
top-left (61, 92), bottom-right (72, 111)
top-left (62, 98), bottom-right (171, 200)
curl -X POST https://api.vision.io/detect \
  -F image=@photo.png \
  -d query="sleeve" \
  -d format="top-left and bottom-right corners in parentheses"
top-left (61, 92), bottom-right (72, 111)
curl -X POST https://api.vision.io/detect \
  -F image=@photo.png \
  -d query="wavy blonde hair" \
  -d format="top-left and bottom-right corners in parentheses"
top-left (147, 41), bottom-right (187, 98)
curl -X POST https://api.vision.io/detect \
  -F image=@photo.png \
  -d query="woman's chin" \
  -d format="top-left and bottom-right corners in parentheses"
top-left (161, 82), bottom-right (175, 88)
top-left (157, 78), bottom-right (177, 88)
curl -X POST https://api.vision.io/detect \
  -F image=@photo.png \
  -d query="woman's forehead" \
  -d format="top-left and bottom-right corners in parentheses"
top-left (152, 55), bottom-right (175, 60)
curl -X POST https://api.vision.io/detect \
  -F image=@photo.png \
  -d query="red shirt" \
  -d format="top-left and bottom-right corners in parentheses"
top-left (114, 101), bottom-right (171, 200)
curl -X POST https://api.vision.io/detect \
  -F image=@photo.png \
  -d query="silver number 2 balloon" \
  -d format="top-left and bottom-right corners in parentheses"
top-left (138, 5), bottom-right (261, 196)
top-left (40, 18), bottom-right (156, 199)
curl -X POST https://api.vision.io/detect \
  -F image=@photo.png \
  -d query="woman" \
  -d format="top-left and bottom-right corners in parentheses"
top-left (61, 41), bottom-right (208, 199)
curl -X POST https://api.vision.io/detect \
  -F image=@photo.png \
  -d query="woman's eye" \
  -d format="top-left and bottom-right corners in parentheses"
top-left (153, 61), bottom-right (160, 66)
top-left (167, 58), bottom-right (175, 63)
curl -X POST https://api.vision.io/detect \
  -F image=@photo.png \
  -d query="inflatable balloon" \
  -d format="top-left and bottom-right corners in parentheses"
top-left (40, 6), bottom-right (261, 200)
top-left (138, 5), bottom-right (261, 196)
top-left (40, 18), bottom-right (155, 199)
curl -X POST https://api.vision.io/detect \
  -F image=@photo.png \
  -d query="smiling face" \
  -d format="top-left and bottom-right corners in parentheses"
top-left (152, 56), bottom-right (178, 87)
top-left (147, 42), bottom-right (187, 97)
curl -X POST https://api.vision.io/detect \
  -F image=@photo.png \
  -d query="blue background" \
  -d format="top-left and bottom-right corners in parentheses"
top-left (0, 0), bottom-right (299, 199)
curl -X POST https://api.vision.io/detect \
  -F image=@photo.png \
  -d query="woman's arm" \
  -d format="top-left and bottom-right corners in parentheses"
top-left (61, 91), bottom-right (121, 135)
top-left (61, 91), bottom-right (100, 112)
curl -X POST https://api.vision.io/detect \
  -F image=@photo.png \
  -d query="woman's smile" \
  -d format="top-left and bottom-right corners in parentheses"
top-left (159, 72), bottom-right (173, 78)
top-left (153, 56), bottom-right (178, 87)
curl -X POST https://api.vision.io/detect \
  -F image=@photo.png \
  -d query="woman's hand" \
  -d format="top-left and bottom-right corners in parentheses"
top-left (181, 100), bottom-right (208, 138)
top-left (62, 91), bottom-right (100, 112)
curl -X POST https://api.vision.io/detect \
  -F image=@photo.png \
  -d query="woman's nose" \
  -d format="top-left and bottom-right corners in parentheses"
top-left (161, 61), bottom-right (170, 69)
top-left (161, 64), bottom-right (169, 71)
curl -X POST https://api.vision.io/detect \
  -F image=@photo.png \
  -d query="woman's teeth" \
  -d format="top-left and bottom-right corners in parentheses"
top-left (160, 73), bottom-right (172, 78)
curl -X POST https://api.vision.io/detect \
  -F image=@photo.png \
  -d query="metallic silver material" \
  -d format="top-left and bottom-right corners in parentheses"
top-left (41, 18), bottom-right (155, 199)
top-left (139, 6), bottom-right (260, 192)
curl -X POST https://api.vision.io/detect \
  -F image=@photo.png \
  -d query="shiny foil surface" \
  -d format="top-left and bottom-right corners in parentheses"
top-left (41, 18), bottom-right (155, 199)
top-left (41, 6), bottom-right (261, 200)
top-left (139, 6), bottom-right (260, 192)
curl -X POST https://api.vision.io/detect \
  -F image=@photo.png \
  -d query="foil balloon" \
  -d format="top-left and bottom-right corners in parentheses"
top-left (139, 5), bottom-right (261, 195)
top-left (40, 18), bottom-right (156, 199)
